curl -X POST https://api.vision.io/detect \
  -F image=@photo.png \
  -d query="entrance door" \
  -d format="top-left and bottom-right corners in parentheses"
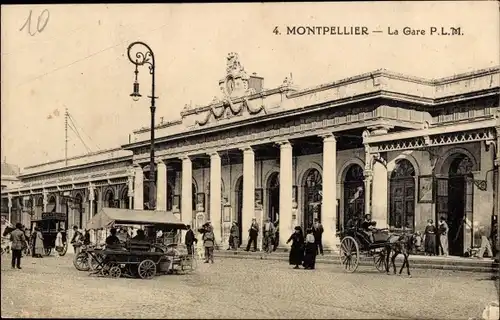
top-left (343, 164), bottom-right (364, 229)
top-left (389, 159), bottom-right (416, 229)
top-left (236, 177), bottom-right (243, 242)
top-left (303, 169), bottom-right (322, 229)
top-left (267, 173), bottom-right (280, 222)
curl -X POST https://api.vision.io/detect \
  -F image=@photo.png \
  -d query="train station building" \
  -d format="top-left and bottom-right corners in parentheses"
top-left (1, 53), bottom-right (499, 256)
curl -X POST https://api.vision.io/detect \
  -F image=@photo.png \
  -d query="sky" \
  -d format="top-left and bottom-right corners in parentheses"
top-left (1, 2), bottom-right (499, 170)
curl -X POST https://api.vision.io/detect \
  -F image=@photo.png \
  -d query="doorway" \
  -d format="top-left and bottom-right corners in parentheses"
top-left (389, 159), bottom-right (416, 229)
top-left (303, 169), bottom-right (322, 229)
top-left (267, 172), bottom-right (280, 223)
top-left (235, 177), bottom-right (243, 241)
top-left (436, 154), bottom-right (474, 256)
top-left (343, 164), bottom-right (365, 229)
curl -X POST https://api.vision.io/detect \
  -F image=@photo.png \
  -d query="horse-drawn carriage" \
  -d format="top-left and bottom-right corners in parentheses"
top-left (338, 218), bottom-right (415, 275)
top-left (73, 208), bottom-right (196, 279)
top-left (30, 212), bottom-right (68, 256)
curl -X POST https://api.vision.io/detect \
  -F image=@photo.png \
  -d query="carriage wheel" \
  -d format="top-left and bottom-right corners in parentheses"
top-left (109, 266), bottom-right (121, 278)
top-left (44, 247), bottom-right (52, 256)
top-left (138, 259), bottom-right (157, 279)
top-left (373, 250), bottom-right (387, 273)
top-left (339, 236), bottom-right (360, 273)
top-left (73, 252), bottom-right (90, 271)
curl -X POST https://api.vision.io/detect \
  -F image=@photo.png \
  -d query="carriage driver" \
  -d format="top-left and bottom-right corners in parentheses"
top-left (361, 214), bottom-right (377, 242)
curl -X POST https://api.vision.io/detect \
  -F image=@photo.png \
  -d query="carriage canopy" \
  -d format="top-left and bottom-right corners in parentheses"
top-left (86, 208), bottom-right (187, 230)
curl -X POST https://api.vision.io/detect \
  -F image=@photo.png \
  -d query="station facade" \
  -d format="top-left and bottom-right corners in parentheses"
top-left (2, 53), bottom-right (499, 256)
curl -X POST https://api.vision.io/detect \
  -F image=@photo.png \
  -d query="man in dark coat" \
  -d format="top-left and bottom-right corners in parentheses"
top-left (10, 223), bottom-right (26, 269)
top-left (312, 218), bottom-right (324, 255)
top-left (184, 225), bottom-right (197, 255)
top-left (245, 218), bottom-right (259, 252)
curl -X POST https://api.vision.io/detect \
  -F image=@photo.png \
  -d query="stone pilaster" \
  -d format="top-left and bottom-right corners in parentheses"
top-left (320, 133), bottom-right (339, 252)
top-left (209, 152), bottom-right (222, 245)
top-left (133, 166), bottom-right (144, 210)
top-left (181, 156), bottom-right (193, 226)
top-left (241, 146), bottom-right (255, 247)
top-left (42, 190), bottom-right (48, 213)
top-left (372, 154), bottom-right (388, 228)
top-left (156, 159), bottom-right (167, 211)
top-left (277, 140), bottom-right (293, 247)
top-left (88, 184), bottom-right (95, 220)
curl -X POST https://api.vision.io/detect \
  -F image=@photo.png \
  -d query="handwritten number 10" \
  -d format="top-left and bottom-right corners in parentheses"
top-left (20, 9), bottom-right (50, 36)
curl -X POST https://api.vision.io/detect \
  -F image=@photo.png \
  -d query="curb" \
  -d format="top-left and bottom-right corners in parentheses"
top-left (215, 252), bottom-right (499, 273)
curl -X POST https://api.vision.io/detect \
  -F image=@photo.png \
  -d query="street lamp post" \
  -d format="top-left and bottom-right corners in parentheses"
top-left (127, 41), bottom-right (157, 210)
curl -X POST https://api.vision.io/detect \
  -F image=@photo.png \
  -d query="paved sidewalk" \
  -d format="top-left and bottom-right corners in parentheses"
top-left (215, 249), bottom-right (499, 273)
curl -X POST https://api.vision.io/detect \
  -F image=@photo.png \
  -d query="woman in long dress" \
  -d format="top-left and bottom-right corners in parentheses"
top-left (32, 227), bottom-right (45, 258)
top-left (302, 228), bottom-right (317, 269)
top-left (286, 226), bottom-right (304, 269)
top-left (424, 219), bottom-right (437, 256)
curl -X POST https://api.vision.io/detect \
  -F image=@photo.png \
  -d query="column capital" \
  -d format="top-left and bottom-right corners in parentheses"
top-left (319, 132), bottom-right (336, 142)
top-left (240, 146), bottom-right (254, 153)
top-left (275, 140), bottom-right (292, 148)
top-left (180, 155), bottom-right (192, 162)
top-left (155, 158), bottom-right (166, 165)
top-left (208, 151), bottom-right (221, 158)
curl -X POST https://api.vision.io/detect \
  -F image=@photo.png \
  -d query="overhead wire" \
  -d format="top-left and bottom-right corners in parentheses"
top-left (67, 122), bottom-right (92, 154)
top-left (15, 22), bottom-right (171, 88)
top-left (67, 112), bottom-right (101, 150)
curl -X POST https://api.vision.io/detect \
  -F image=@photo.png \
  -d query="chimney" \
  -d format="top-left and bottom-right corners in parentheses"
top-left (248, 72), bottom-right (264, 93)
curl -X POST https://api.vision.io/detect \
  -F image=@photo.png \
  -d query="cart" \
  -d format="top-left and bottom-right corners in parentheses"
top-left (74, 208), bottom-right (195, 279)
top-left (337, 221), bottom-right (394, 273)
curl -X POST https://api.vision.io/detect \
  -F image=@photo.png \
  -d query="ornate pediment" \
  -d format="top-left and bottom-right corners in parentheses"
top-left (191, 53), bottom-right (268, 126)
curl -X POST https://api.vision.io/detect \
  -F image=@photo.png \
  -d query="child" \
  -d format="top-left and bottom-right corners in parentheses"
top-left (414, 231), bottom-right (423, 254)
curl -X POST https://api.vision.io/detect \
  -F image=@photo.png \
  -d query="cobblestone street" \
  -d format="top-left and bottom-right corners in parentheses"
top-left (1, 253), bottom-right (498, 319)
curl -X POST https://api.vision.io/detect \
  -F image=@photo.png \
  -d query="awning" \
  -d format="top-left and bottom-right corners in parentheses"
top-left (86, 208), bottom-right (187, 230)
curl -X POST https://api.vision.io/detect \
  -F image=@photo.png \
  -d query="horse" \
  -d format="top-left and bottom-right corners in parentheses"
top-left (384, 231), bottom-right (417, 277)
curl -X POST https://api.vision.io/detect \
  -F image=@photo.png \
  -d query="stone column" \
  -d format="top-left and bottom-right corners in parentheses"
top-left (210, 152), bottom-right (222, 245)
top-left (372, 154), bottom-right (388, 228)
top-left (156, 159), bottom-right (167, 211)
top-left (321, 133), bottom-right (339, 252)
top-left (127, 175), bottom-right (134, 209)
top-left (277, 140), bottom-right (293, 247)
top-left (241, 146), bottom-right (255, 247)
top-left (364, 144), bottom-right (373, 215)
top-left (133, 166), bottom-right (144, 210)
top-left (7, 194), bottom-right (12, 224)
top-left (181, 156), bottom-right (193, 226)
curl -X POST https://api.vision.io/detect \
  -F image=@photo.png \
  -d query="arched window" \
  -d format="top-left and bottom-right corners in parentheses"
top-left (166, 183), bottom-right (173, 211)
top-left (47, 195), bottom-right (56, 213)
top-left (74, 193), bottom-right (83, 228)
top-left (92, 191), bottom-right (98, 216)
top-left (104, 189), bottom-right (115, 208)
top-left (121, 187), bottom-right (130, 209)
top-left (343, 164), bottom-right (364, 230)
top-left (389, 159), bottom-right (415, 229)
top-left (303, 169), bottom-right (322, 228)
